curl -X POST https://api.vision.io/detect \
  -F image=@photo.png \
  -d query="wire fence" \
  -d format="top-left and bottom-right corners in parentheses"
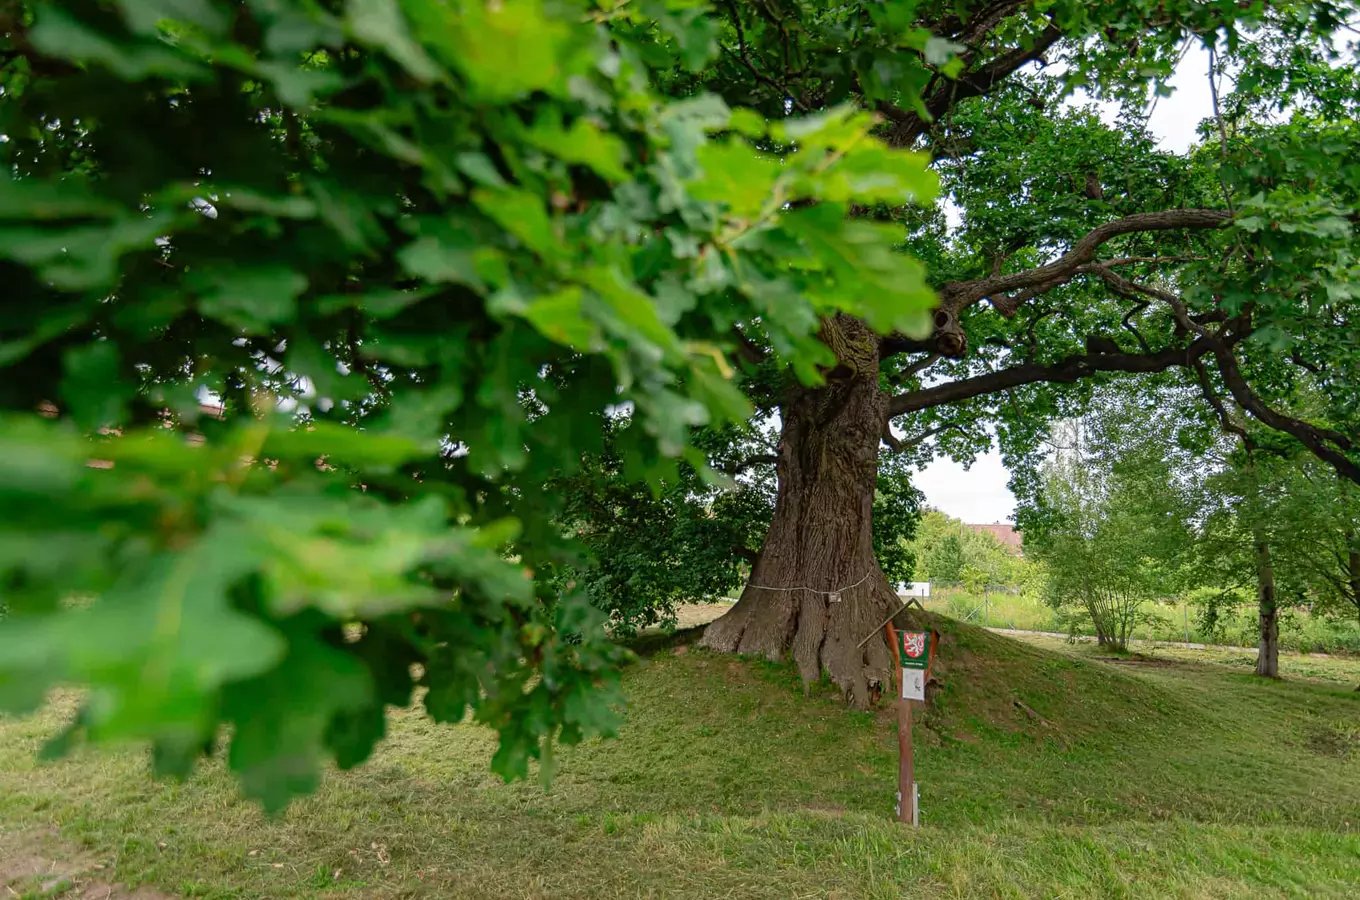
top-left (913, 582), bottom-right (1227, 646)
top-left (904, 580), bottom-right (1360, 654)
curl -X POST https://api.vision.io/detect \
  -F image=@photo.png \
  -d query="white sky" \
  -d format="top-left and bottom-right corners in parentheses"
top-left (914, 46), bottom-right (1214, 523)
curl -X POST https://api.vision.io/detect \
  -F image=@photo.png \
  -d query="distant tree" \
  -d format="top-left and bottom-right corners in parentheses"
top-left (923, 532), bottom-right (967, 584)
top-left (872, 457), bottom-right (925, 590)
top-left (1048, 371), bottom-right (1350, 676)
top-left (1029, 412), bottom-right (1195, 650)
top-left (911, 509), bottom-right (1020, 586)
top-left (1267, 460), bottom-right (1360, 627)
top-left (1190, 367), bottom-right (1360, 675)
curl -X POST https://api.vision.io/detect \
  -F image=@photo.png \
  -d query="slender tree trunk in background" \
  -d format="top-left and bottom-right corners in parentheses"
top-left (1347, 539), bottom-right (1360, 626)
top-left (1254, 529), bottom-right (1279, 678)
top-left (700, 316), bottom-right (901, 707)
top-left (1090, 610), bottom-right (1110, 647)
top-left (1087, 591), bottom-right (1116, 649)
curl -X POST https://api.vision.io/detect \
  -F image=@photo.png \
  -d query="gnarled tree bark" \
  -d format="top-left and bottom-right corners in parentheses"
top-left (703, 314), bottom-right (1239, 703)
top-left (699, 316), bottom-right (901, 707)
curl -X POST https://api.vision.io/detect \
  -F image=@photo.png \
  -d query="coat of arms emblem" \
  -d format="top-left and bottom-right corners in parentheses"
top-left (902, 632), bottom-right (927, 658)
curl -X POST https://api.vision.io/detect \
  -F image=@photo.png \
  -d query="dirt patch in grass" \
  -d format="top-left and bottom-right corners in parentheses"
top-left (672, 602), bottom-right (732, 630)
top-left (1094, 655), bottom-right (1178, 667)
top-left (1306, 721), bottom-right (1358, 759)
top-left (0, 829), bottom-right (88, 882)
top-left (0, 828), bottom-right (177, 900)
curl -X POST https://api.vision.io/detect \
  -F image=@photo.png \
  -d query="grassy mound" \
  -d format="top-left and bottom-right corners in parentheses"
top-left (2, 616), bottom-right (1358, 899)
top-left (906, 610), bottom-right (1181, 743)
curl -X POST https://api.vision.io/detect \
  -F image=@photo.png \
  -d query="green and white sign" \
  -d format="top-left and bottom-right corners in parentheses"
top-left (898, 631), bottom-right (931, 701)
top-left (898, 631), bottom-right (930, 669)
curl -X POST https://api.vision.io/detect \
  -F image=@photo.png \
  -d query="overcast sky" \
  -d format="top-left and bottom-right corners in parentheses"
top-left (913, 46), bottom-right (1215, 523)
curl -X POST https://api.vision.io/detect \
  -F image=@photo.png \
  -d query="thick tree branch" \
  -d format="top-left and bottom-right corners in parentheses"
top-left (722, 453), bottom-right (778, 475)
top-left (883, 352), bottom-right (941, 388)
top-left (880, 23), bottom-right (1063, 148)
top-left (1289, 350), bottom-right (1323, 375)
top-left (1022, 307), bottom-right (1061, 349)
top-left (900, 352), bottom-right (940, 377)
top-left (887, 336), bottom-right (1218, 417)
top-left (936, 1), bottom-right (1026, 44)
top-left (1192, 364), bottom-right (1234, 431)
top-left (1100, 255), bottom-right (1208, 268)
top-left (721, 0), bottom-right (809, 111)
top-left (881, 420), bottom-right (965, 453)
top-left (1192, 358), bottom-right (1252, 445)
top-left (937, 209), bottom-right (1231, 316)
top-left (732, 326), bottom-right (767, 366)
top-left (1210, 343), bottom-right (1360, 484)
top-left (879, 333), bottom-right (937, 358)
top-left (1079, 263), bottom-right (1183, 309)
top-left (958, 2), bottom-right (1030, 47)
top-left (1119, 301), bottom-right (1152, 354)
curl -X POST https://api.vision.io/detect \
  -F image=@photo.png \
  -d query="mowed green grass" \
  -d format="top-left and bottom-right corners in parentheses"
top-left (920, 586), bottom-right (1360, 655)
top-left (2, 614), bottom-right (1358, 899)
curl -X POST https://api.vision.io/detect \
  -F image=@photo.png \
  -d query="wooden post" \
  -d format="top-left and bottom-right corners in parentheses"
top-left (886, 622), bottom-right (916, 826)
top-left (898, 692), bottom-right (915, 825)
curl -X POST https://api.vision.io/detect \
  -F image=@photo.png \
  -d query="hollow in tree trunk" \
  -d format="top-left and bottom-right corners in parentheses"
top-left (700, 316), bottom-right (901, 707)
top-left (1254, 529), bottom-right (1279, 678)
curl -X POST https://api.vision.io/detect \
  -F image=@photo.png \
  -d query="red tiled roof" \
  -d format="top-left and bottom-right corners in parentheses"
top-left (965, 522), bottom-right (1022, 552)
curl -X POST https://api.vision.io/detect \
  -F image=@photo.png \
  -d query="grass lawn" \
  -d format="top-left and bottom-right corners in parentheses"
top-left (2, 610), bottom-right (1358, 899)
top-left (919, 586), bottom-right (1360, 655)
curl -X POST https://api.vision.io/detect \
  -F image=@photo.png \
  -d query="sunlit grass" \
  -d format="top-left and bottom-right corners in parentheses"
top-left (3, 616), bottom-right (1358, 899)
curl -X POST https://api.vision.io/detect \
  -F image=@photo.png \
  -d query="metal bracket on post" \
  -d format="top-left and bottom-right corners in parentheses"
top-left (912, 782), bottom-right (920, 828)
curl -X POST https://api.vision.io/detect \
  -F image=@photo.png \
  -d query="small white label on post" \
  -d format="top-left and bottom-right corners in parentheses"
top-left (901, 668), bottom-right (925, 701)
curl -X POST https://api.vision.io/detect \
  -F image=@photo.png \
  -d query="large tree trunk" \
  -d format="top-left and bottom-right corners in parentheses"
top-left (1254, 529), bottom-right (1279, 678)
top-left (700, 316), bottom-right (901, 707)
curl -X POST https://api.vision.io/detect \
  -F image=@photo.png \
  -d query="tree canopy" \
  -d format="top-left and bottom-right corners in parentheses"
top-left (2, 0), bottom-right (1359, 805)
top-left (0, 0), bottom-right (939, 808)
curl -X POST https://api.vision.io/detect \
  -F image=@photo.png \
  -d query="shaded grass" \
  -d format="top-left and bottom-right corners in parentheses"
top-left (2, 615), bottom-right (1358, 899)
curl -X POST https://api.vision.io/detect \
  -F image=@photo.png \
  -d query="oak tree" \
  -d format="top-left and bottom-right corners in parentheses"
top-left (687, 1), bottom-right (1360, 704)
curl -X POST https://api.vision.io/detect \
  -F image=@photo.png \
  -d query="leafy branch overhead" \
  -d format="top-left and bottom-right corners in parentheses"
top-left (0, 0), bottom-right (938, 809)
top-left (685, 1), bottom-right (1358, 490)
